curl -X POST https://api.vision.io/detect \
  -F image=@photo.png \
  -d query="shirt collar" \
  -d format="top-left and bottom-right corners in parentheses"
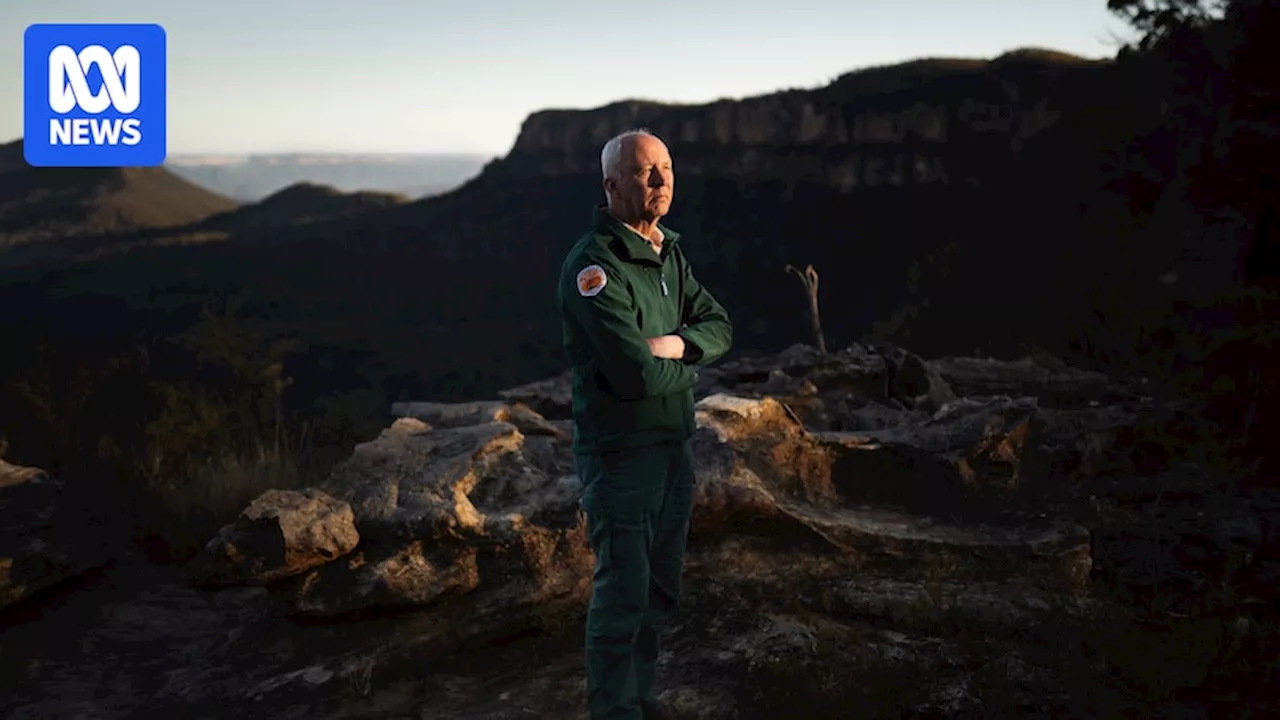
top-left (592, 205), bottom-right (680, 263)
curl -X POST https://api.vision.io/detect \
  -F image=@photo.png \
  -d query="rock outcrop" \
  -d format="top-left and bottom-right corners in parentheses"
top-left (0, 459), bottom-right (108, 610)
top-left (193, 343), bottom-right (1187, 631)
top-left (189, 488), bottom-right (361, 588)
top-left (282, 413), bottom-right (592, 622)
top-left (159, 343), bottom-right (1277, 717)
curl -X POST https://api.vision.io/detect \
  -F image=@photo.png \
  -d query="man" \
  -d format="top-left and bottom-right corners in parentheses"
top-left (557, 129), bottom-right (733, 719)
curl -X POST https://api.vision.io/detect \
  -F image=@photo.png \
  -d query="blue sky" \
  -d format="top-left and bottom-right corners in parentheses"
top-left (2, 0), bottom-right (1131, 155)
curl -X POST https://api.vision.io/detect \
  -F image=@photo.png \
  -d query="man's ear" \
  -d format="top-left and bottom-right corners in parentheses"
top-left (602, 176), bottom-right (615, 197)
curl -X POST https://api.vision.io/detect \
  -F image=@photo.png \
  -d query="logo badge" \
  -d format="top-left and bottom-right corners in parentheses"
top-left (23, 23), bottom-right (167, 167)
top-left (577, 265), bottom-right (608, 297)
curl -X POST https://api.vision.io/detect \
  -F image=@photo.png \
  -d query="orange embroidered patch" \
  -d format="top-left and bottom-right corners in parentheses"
top-left (576, 264), bottom-right (607, 297)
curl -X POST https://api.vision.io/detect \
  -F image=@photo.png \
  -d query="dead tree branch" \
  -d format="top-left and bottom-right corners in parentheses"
top-left (785, 263), bottom-right (827, 355)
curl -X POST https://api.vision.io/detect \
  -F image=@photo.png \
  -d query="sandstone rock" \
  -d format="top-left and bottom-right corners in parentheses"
top-left (0, 460), bottom-right (107, 610)
top-left (703, 348), bottom-right (1190, 483)
top-left (700, 343), bottom-right (963, 431)
top-left (228, 388), bottom-right (1095, 620)
top-left (805, 394), bottom-right (1145, 517)
top-left (877, 344), bottom-right (959, 412)
top-left (190, 488), bottom-right (360, 588)
top-left (699, 343), bottom-right (886, 404)
top-left (0, 458), bottom-right (46, 488)
top-left (275, 416), bottom-right (592, 619)
top-left (926, 354), bottom-right (1128, 407)
top-left (390, 399), bottom-right (568, 439)
top-left (496, 372), bottom-right (573, 420)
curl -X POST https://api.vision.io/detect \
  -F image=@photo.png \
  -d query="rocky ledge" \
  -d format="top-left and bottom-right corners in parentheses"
top-left (0, 458), bottom-right (109, 611)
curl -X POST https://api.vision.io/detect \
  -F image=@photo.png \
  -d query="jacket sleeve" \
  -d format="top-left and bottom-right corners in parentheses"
top-left (675, 249), bottom-right (733, 366)
top-left (563, 260), bottom-right (697, 400)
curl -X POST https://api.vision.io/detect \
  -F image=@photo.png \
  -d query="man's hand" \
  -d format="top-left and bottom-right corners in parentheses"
top-left (646, 334), bottom-right (686, 360)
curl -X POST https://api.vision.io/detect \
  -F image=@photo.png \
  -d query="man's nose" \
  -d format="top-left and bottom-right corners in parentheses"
top-left (649, 170), bottom-right (668, 187)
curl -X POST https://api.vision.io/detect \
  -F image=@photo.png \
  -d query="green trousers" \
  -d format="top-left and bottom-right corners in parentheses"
top-left (576, 439), bottom-right (696, 720)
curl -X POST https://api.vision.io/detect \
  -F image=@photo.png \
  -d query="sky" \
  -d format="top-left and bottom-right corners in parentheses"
top-left (1, 0), bottom-right (1133, 156)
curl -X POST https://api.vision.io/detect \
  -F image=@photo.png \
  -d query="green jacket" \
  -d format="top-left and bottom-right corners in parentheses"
top-left (558, 206), bottom-right (733, 454)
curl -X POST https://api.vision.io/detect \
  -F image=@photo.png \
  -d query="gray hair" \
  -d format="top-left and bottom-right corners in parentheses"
top-left (600, 128), bottom-right (654, 182)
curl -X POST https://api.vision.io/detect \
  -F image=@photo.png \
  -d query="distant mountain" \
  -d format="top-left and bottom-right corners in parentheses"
top-left (201, 182), bottom-right (410, 231)
top-left (164, 153), bottom-right (491, 202)
top-left (0, 139), bottom-right (237, 247)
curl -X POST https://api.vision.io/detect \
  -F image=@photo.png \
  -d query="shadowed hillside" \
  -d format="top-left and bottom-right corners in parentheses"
top-left (201, 182), bottom-right (410, 231)
top-left (0, 140), bottom-right (238, 247)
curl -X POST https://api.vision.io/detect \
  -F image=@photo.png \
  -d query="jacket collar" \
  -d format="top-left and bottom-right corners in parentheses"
top-left (592, 205), bottom-right (680, 265)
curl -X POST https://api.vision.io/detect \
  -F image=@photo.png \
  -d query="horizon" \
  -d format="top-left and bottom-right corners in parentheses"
top-left (1, 0), bottom-right (1131, 156)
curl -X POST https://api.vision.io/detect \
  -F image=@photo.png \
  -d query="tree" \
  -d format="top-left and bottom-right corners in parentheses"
top-left (1108, 0), bottom-right (1228, 48)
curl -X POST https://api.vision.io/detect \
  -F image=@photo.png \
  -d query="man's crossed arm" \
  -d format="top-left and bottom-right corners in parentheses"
top-left (642, 251), bottom-right (732, 363)
top-left (564, 261), bottom-right (698, 400)
top-left (563, 253), bottom-right (732, 400)
top-left (670, 248), bottom-right (732, 365)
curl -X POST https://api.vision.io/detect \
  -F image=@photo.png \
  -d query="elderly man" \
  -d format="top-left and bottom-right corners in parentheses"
top-left (557, 129), bottom-right (733, 719)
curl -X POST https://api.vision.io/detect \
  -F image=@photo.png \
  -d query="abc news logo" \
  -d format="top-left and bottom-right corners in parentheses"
top-left (48, 44), bottom-right (144, 147)
top-left (23, 23), bottom-right (167, 167)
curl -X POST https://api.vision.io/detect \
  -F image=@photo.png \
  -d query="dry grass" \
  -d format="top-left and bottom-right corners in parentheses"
top-left (133, 441), bottom-right (309, 561)
top-left (155, 445), bottom-right (303, 522)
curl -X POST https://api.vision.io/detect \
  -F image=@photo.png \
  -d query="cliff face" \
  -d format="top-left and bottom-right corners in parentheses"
top-left (502, 53), bottom-right (1108, 192)
top-left (436, 52), bottom-right (1162, 366)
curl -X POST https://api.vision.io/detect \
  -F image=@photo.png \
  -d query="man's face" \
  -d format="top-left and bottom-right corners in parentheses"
top-left (606, 134), bottom-right (674, 223)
